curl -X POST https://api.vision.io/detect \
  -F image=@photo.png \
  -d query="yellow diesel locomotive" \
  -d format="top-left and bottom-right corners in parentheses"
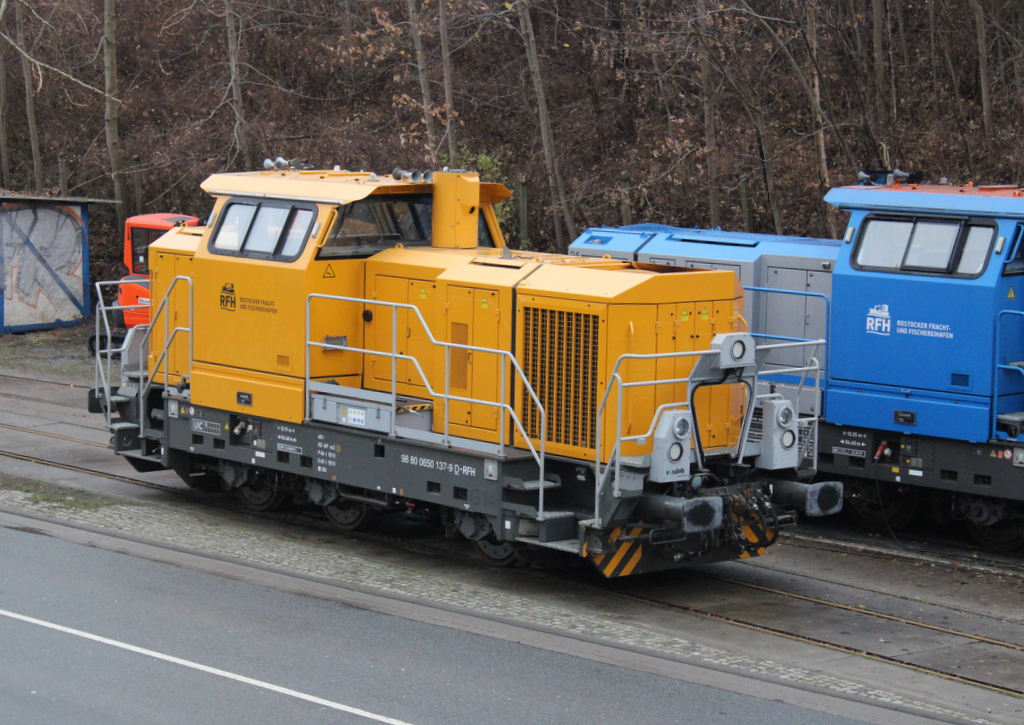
top-left (90, 166), bottom-right (840, 576)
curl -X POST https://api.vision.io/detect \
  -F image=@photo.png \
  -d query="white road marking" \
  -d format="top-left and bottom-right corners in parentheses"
top-left (0, 607), bottom-right (417, 725)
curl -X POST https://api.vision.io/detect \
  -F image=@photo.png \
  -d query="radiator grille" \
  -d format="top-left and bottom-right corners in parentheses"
top-left (522, 307), bottom-right (600, 448)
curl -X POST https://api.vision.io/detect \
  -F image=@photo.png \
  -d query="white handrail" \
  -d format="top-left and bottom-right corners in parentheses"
top-left (305, 293), bottom-right (551, 517)
top-left (137, 276), bottom-right (193, 444)
top-left (592, 337), bottom-right (825, 528)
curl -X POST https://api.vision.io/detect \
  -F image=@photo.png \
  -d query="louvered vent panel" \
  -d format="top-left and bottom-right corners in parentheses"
top-left (522, 307), bottom-right (599, 449)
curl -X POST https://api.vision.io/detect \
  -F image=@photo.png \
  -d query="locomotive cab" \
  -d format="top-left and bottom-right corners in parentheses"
top-left (822, 181), bottom-right (1024, 547)
top-left (827, 184), bottom-right (1024, 444)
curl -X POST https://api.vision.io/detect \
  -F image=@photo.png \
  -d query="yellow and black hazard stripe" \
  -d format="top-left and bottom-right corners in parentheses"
top-left (737, 515), bottom-right (776, 559)
top-left (399, 403), bottom-right (433, 412)
top-left (586, 525), bottom-right (647, 578)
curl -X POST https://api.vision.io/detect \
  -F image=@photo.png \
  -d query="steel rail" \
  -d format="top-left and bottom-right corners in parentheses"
top-left (619, 591), bottom-right (1024, 699)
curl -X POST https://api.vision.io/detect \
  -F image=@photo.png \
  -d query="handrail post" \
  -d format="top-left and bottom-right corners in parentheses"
top-left (614, 378), bottom-right (623, 499)
top-left (499, 360), bottom-right (507, 454)
top-left (993, 309), bottom-right (1024, 438)
top-left (391, 305), bottom-right (398, 401)
top-left (444, 346), bottom-right (451, 447)
top-left (305, 295), bottom-right (312, 421)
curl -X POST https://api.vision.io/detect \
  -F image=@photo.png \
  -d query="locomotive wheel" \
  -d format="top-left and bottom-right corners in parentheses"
top-left (324, 500), bottom-right (374, 531)
top-left (964, 518), bottom-right (1024, 552)
top-left (474, 535), bottom-right (520, 567)
top-left (235, 479), bottom-right (288, 512)
top-left (845, 481), bottom-right (917, 532)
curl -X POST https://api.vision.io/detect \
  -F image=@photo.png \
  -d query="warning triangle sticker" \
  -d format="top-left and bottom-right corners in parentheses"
top-left (1009, 286), bottom-right (1016, 300)
top-left (323, 264), bottom-right (335, 279)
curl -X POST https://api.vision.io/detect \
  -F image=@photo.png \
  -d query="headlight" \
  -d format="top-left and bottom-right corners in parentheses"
top-left (781, 429), bottom-right (796, 449)
top-left (777, 405), bottom-right (794, 427)
top-left (731, 339), bottom-right (746, 361)
top-left (668, 441), bottom-right (684, 462)
top-left (672, 416), bottom-right (690, 439)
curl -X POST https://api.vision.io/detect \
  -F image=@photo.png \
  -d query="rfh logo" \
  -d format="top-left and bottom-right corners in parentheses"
top-left (220, 283), bottom-right (236, 311)
top-left (866, 304), bottom-right (890, 335)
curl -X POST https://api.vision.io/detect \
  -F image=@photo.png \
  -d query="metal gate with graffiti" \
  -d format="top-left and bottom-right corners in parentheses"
top-left (0, 197), bottom-right (93, 334)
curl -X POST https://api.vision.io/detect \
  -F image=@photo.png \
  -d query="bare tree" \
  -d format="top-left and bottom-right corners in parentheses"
top-left (969, 0), bottom-right (993, 136)
top-left (695, 10), bottom-right (720, 228)
top-left (407, 0), bottom-right (437, 159)
top-left (438, 0), bottom-right (456, 164)
top-left (15, 0), bottom-right (41, 191)
top-left (807, 0), bottom-right (837, 237)
top-left (103, 0), bottom-right (127, 227)
top-left (0, 44), bottom-right (10, 189)
top-left (516, 0), bottom-right (576, 249)
top-left (872, 0), bottom-right (885, 119)
top-left (225, 0), bottom-right (253, 170)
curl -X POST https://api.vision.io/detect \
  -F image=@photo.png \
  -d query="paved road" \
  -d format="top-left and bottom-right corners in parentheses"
top-left (0, 523), bottom-right (881, 725)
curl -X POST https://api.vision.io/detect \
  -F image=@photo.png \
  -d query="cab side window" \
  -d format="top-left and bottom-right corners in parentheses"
top-left (318, 195), bottom-right (432, 259)
top-left (853, 215), bottom-right (995, 278)
top-left (1003, 225), bottom-right (1024, 276)
top-left (210, 199), bottom-right (315, 261)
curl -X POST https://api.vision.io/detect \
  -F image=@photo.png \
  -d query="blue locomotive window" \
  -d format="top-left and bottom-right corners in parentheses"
top-left (854, 216), bottom-right (994, 278)
top-left (1002, 226), bottom-right (1024, 276)
top-left (903, 221), bottom-right (959, 270)
top-left (958, 226), bottom-right (994, 275)
top-left (856, 219), bottom-right (912, 268)
top-left (210, 199), bottom-right (315, 261)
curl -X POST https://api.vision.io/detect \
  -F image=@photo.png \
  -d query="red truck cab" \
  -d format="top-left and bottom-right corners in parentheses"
top-left (116, 213), bottom-right (199, 328)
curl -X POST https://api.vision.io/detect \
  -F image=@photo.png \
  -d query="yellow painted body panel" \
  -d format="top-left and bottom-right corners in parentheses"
top-left (431, 172), bottom-right (481, 249)
top-left (362, 247), bottom-right (478, 400)
top-left (201, 170), bottom-right (407, 205)
top-left (147, 248), bottom-right (196, 388)
top-left (511, 264), bottom-right (744, 462)
top-left (190, 361), bottom-right (306, 423)
top-left (186, 202), bottom-right (365, 422)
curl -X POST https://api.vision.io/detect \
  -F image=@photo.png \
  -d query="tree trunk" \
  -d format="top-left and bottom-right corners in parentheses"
top-left (754, 113), bottom-right (782, 236)
top-left (406, 0), bottom-right (436, 161)
top-left (928, 0), bottom-right (938, 96)
top-left (225, 0), bottom-right (253, 170)
top-left (969, 0), bottom-right (993, 136)
top-left (103, 0), bottom-right (127, 227)
top-left (872, 0), bottom-right (886, 120)
top-left (808, 1), bottom-right (838, 238)
top-left (517, 0), bottom-right (576, 250)
top-left (15, 0), bottom-right (42, 192)
top-left (698, 26), bottom-right (720, 228)
top-left (438, 0), bottom-right (456, 164)
top-left (0, 46), bottom-right (10, 189)
top-left (342, 0), bottom-right (352, 37)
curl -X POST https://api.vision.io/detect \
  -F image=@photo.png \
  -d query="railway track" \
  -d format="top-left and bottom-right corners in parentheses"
top-left (607, 578), bottom-right (1024, 699)
top-left (0, 446), bottom-right (192, 496)
top-left (0, 373), bottom-right (87, 388)
top-left (4, 388), bottom-right (1024, 706)
top-left (0, 391), bottom-right (83, 409)
top-left (0, 373), bottom-right (92, 410)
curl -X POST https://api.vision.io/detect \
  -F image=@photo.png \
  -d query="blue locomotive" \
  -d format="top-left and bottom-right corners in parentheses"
top-left (570, 177), bottom-right (1024, 550)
